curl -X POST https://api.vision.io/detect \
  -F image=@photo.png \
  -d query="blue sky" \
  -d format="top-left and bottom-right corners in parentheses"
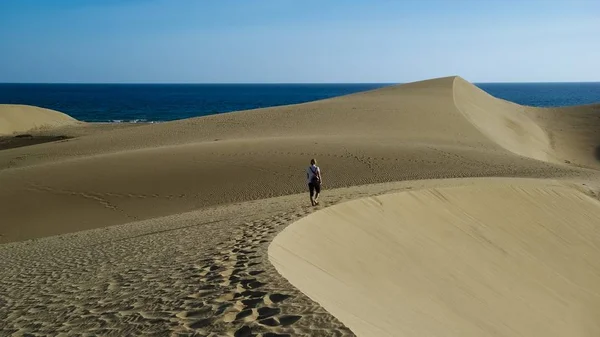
top-left (1, 0), bottom-right (599, 83)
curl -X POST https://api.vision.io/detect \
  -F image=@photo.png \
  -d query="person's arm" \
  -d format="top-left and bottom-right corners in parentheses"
top-left (317, 167), bottom-right (323, 183)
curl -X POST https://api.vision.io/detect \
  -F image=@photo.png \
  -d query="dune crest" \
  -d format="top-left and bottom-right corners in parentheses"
top-left (452, 77), bottom-right (553, 162)
top-left (0, 104), bottom-right (81, 136)
top-left (269, 179), bottom-right (600, 336)
top-left (451, 76), bottom-right (600, 170)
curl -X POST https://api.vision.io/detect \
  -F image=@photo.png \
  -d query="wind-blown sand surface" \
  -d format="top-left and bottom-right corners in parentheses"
top-left (270, 179), bottom-right (600, 337)
top-left (1, 76), bottom-right (600, 336)
top-left (0, 104), bottom-right (81, 136)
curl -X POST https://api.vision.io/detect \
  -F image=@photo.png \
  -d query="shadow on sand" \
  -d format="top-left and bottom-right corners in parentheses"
top-left (0, 134), bottom-right (71, 151)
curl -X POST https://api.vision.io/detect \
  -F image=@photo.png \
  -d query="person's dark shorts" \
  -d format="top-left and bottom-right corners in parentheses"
top-left (308, 182), bottom-right (321, 196)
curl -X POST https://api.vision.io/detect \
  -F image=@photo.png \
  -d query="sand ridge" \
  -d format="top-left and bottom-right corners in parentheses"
top-left (453, 77), bottom-right (553, 162)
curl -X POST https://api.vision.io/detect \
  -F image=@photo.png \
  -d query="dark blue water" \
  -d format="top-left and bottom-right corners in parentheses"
top-left (0, 82), bottom-right (599, 122)
top-left (477, 82), bottom-right (600, 108)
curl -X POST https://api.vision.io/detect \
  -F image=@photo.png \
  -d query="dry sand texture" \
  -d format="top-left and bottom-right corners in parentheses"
top-left (0, 104), bottom-right (81, 136)
top-left (270, 179), bottom-right (600, 337)
top-left (2, 76), bottom-right (599, 243)
top-left (1, 76), bottom-right (600, 336)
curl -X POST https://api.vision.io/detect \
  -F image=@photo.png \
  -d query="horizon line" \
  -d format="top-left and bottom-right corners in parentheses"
top-left (1, 81), bottom-right (600, 85)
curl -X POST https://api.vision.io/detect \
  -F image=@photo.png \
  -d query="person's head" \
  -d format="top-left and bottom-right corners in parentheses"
top-left (310, 158), bottom-right (316, 166)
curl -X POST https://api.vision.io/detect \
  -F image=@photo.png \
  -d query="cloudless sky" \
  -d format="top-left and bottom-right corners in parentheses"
top-left (1, 0), bottom-right (599, 83)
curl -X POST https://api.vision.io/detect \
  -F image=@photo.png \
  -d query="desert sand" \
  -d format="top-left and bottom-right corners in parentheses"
top-left (270, 179), bottom-right (600, 337)
top-left (0, 104), bottom-right (81, 136)
top-left (1, 76), bottom-right (600, 336)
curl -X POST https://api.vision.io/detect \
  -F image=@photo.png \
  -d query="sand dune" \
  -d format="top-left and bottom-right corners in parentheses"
top-left (528, 103), bottom-right (600, 170)
top-left (1, 76), bottom-right (598, 243)
top-left (453, 78), bottom-right (600, 170)
top-left (453, 77), bottom-right (553, 162)
top-left (0, 104), bottom-right (81, 136)
top-left (1, 76), bottom-right (600, 336)
top-left (269, 179), bottom-right (600, 336)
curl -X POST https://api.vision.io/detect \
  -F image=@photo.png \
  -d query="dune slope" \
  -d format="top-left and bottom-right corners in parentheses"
top-left (453, 77), bottom-right (553, 162)
top-left (269, 179), bottom-right (600, 337)
top-left (0, 104), bottom-right (81, 136)
top-left (0, 76), bottom-right (598, 243)
top-left (453, 77), bottom-right (600, 170)
top-left (528, 103), bottom-right (600, 170)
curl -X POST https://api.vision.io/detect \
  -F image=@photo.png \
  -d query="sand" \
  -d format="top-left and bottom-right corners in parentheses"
top-left (1, 76), bottom-right (599, 336)
top-left (0, 104), bottom-right (81, 136)
top-left (270, 179), bottom-right (600, 337)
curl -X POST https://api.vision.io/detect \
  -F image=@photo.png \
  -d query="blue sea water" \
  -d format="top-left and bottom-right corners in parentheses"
top-left (0, 82), bottom-right (599, 123)
top-left (477, 82), bottom-right (600, 108)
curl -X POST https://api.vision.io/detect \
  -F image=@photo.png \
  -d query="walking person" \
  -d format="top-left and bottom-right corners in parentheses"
top-left (307, 158), bottom-right (322, 206)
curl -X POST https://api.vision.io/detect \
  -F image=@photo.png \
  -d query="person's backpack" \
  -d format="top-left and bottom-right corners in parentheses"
top-left (310, 166), bottom-right (321, 184)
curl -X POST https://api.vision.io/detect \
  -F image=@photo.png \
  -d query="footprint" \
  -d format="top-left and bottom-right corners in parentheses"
top-left (215, 303), bottom-right (232, 315)
top-left (257, 307), bottom-right (280, 320)
top-left (247, 281), bottom-right (266, 289)
top-left (206, 274), bottom-right (224, 282)
top-left (234, 325), bottom-right (255, 337)
top-left (235, 309), bottom-right (254, 320)
top-left (241, 298), bottom-right (263, 308)
top-left (259, 317), bottom-right (279, 327)
top-left (187, 318), bottom-right (213, 329)
top-left (240, 290), bottom-right (267, 298)
top-left (175, 308), bottom-right (211, 319)
top-left (266, 294), bottom-right (290, 304)
top-left (239, 278), bottom-right (257, 287)
top-left (278, 315), bottom-right (302, 326)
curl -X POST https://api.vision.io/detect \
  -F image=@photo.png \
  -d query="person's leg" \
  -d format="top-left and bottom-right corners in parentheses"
top-left (314, 183), bottom-right (321, 204)
top-left (309, 183), bottom-right (316, 206)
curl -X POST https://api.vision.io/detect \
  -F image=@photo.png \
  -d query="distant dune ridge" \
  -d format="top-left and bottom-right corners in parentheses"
top-left (453, 77), bottom-right (600, 169)
top-left (1, 76), bottom-right (600, 336)
top-left (0, 104), bottom-right (81, 136)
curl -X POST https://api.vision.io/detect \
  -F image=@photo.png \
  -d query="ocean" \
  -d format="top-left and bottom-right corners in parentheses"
top-left (0, 82), bottom-right (599, 123)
